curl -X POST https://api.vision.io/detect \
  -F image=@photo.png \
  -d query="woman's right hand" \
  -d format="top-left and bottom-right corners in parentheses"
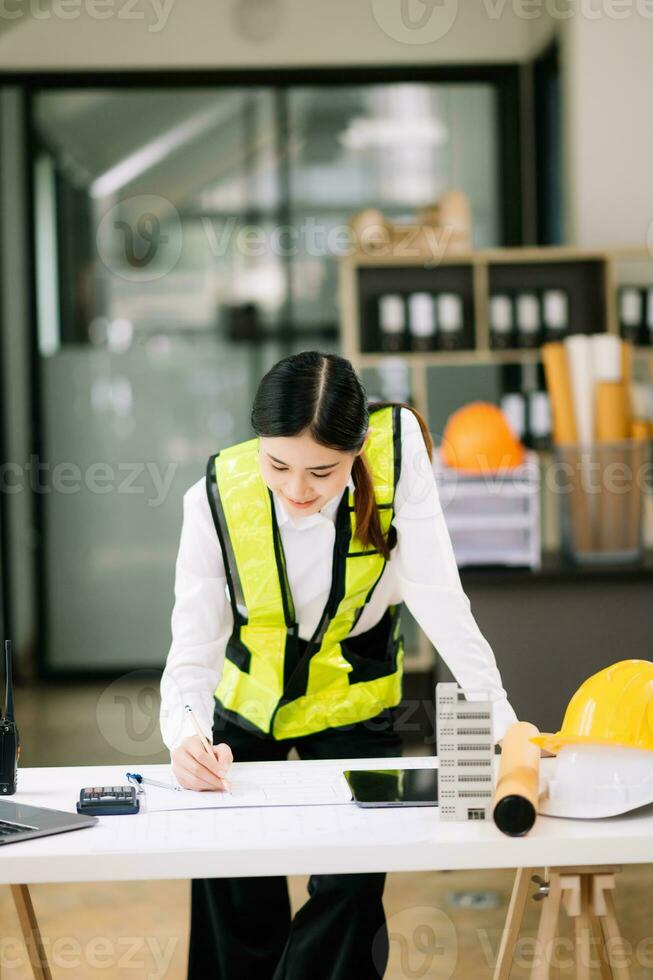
top-left (171, 736), bottom-right (233, 792)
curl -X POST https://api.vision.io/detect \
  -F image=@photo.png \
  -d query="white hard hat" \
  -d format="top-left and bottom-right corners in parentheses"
top-left (538, 743), bottom-right (653, 819)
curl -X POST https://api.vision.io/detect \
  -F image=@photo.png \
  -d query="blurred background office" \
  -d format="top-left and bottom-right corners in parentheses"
top-left (2, 1), bottom-right (652, 711)
top-left (1, 4), bottom-right (653, 974)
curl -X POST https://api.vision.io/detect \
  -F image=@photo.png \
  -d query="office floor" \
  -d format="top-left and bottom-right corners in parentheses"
top-left (5, 679), bottom-right (653, 979)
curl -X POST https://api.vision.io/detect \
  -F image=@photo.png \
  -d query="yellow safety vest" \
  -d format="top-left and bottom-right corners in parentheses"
top-left (206, 404), bottom-right (404, 740)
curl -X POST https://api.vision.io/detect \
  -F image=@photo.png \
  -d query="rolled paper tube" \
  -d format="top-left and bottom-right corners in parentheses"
top-left (630, 381), bottom-right (650, 422)
top-left (631, 419), bottom-right (650, 441)
top-left (493, 722), bottom-right (541, 837)
top-left (595, 384), bottom-right (629, 552)
top-left (592, 333), bottom-right (622, 383)
top-left (541, 342), bottom-right (578, 445)
top-left (564, 334), bottom-right (594, 446)
top-left (627, 439), bottom-right (646, 557)
top-left (595, 382), bottom-right (630, 442)
top-left (564, 336), bottom-right (598, 551)
top-left (621, 339), bottom-right (633, 388)
top-left (621, 340), bottom-right (633, 426)
top-left (543, 343), bottom-right (592, 553)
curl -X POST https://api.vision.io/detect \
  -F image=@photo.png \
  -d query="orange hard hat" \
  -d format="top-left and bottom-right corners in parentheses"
top-left (441, 401), bottom-right (525, 473)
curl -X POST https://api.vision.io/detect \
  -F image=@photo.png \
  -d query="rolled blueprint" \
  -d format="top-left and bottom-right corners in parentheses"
top-left (595, 382), bottom-right (630, 442)
top-left (493, 722), bottom-right (541, 837)
top-left (591, 333), bottom-right (622, 384)
top-left (564, 334), bottom-right (594, 446)
top-left (541, 342), bottom-right (578, 445)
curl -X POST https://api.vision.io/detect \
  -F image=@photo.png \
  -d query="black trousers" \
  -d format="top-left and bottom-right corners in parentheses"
top-left (187, 705), bottom-right (403, 980)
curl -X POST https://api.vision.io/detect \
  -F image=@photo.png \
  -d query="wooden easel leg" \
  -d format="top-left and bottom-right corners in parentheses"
top-left (9, 885), bottom-right (53, 980)
top-left (530, 870), bottom-right (563, 980)
top-left (590, 912), bottom-right (612, 980)
top-left (571, 876), bottom-right (593, 980)
top-left (591, 874), bottom-right (631, 980)
top-left (494, 864), bottom-right (631, 980)
top-left (493, 867), bottom-right (536, 980)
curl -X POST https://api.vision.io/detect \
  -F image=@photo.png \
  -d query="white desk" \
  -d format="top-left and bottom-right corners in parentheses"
top-left (3, 755), bottom-right (653, 885)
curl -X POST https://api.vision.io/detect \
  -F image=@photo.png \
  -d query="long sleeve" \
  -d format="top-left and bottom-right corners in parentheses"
top-left (393, 408), bottom-right (519, 744)
top-left (159, 478), bottom-right (234, 752)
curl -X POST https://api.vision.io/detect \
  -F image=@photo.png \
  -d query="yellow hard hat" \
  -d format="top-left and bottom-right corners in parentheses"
top-left (530, 660), bottom-right (653, 755)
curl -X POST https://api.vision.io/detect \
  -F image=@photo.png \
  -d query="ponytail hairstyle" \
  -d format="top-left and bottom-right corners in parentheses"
top-left (251, 351), bottom-right (433, 561)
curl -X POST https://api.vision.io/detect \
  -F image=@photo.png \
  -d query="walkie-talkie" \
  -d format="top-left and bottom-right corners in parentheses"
top-left (0, 641), bottom-right (19, 795)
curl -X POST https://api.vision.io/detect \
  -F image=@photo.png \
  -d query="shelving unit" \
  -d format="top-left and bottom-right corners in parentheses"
top-left (339, 244), bottom-right (653, 673)
top-left (340, 245), bottom-right (653, 417)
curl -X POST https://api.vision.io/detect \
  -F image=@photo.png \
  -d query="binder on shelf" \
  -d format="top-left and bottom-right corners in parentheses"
top-left (515, 292), bottom-right (541, 349)
top-left (436, 293), bottom-right (465, 351)
top-left (378, 293), bottom-right (406, 353)
top-left (542, 289), bottom-right (569, 342)
top-left (489, 293), bottom-right (514, 350)
top-left (407, 292), bottom-right (437, 352)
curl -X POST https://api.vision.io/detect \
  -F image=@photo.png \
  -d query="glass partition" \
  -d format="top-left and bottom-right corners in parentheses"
top-left (31, 79), bottom-right (502, 671)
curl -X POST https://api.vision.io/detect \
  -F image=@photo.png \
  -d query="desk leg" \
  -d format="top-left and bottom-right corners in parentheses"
top-left (493, 867), bottom-right (536, 980)
top-left (9, 885), bottom-right (53, 980)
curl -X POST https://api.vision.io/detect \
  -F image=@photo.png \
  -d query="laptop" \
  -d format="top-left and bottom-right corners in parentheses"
top-left (0, 799), bottom-right (97, 845)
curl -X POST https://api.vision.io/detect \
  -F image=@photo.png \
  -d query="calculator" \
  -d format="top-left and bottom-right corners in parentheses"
top-left (76, 785), bottom-right (140, 816)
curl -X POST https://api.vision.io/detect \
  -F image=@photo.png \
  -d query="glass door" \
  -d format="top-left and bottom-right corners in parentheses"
top-left (33, 87), bottom-right (284, 669)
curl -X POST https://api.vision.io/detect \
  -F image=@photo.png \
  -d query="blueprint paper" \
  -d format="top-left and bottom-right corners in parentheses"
top-left (136, 763), bottom-right (353, 812)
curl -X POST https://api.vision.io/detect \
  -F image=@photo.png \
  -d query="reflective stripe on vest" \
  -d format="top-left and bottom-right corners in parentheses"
top-left (206, 404), bottom-right (404, 739)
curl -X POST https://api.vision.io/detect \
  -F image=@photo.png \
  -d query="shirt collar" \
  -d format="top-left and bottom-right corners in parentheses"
top-left (274, 475), bottom-right (355, 530)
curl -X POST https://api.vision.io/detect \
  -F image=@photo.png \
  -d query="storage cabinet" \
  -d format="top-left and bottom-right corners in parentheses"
top-left (339, 245), bottom-right (651, 676)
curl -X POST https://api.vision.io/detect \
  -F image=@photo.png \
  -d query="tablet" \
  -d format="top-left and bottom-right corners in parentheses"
top-left (343, 768), bottom-right (438, 808)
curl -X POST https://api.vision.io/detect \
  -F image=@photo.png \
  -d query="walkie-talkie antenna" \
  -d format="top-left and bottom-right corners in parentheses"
top-left (4, 640), bottom-right (14, 723)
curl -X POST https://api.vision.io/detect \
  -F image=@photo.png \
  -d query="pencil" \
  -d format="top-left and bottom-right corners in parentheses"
top-left (184, 704), bottom-right (231, 793)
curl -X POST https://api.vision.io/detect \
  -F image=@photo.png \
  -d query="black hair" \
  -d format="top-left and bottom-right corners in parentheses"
top-left (251, 351), bottom-right (432, 559)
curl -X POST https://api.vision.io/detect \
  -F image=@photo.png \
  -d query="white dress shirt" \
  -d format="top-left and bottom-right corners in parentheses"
top-left (159, 408), bottom-right (519, 751)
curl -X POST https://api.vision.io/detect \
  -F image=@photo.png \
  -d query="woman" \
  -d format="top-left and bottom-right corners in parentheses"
top-left (159, 350), bottom-right (518, 980)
